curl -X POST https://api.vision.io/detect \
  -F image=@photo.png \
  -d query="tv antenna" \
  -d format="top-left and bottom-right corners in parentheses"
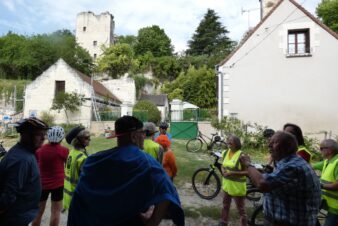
top-left (241, 7), bottom-right (259, 29)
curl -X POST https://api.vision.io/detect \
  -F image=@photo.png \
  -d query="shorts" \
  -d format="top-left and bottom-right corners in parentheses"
top-left (40, 186), bottom-right (64, 202)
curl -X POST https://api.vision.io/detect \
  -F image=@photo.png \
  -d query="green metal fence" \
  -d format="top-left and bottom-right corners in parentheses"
top-left (99, 111), bottom-right (121, 121)
top-left (170, 121), bottom-right (198, 139)
top-left (181, 108), bottom-right (216, 121)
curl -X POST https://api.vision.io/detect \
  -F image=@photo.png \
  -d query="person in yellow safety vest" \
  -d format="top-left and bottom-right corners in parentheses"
top-left (284, 123), bottom-right (313, 163)
top-left (63, 126), bottom-right (90, 210)
top-left (312, 139), bottom-right (338, 226)
top-left (143, 122), bottom-right (164, 163)
top-left (216, 135), bottom-right (247, 226)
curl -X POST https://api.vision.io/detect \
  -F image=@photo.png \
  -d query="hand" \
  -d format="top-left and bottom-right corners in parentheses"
top-left (223, 171), bottom-right (233, 177)
top-left (239, 153), bottom-right (251, 168)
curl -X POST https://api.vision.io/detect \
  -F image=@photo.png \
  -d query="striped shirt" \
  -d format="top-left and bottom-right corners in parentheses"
top-left (263, 154), bottom-right (321, 226)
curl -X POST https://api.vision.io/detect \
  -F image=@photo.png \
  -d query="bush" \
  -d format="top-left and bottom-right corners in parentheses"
top-left (133, 100), bottom-right (161, 124)
top-left (40, 111), bottom-right (55, 126)
top-left (58, 123), bottom-right (84, 135)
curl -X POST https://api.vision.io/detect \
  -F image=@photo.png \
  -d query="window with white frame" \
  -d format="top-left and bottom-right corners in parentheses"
top-left (287, 29), bottom-right (310, 55)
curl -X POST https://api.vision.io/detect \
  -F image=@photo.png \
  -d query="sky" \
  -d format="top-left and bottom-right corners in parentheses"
top-left (0, 0), bottom-right (322, 52)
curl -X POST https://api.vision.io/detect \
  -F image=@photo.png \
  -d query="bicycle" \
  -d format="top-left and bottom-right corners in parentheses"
top-left (186, 131), bottom-right (227, 153)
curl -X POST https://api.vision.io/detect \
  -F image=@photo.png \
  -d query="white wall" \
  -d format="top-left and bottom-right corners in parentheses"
top-left (101, 77), bottom-right (136, 105)
top-left (76, 11), bottom-right (114, 59)
top-left (219, 0), bottom-right (338, 136)
top-left (23, 59), bottom-right (93, 127)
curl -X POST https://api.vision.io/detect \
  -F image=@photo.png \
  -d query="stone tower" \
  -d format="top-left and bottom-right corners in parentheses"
top-left (76, 11), bottom-right (115, 60)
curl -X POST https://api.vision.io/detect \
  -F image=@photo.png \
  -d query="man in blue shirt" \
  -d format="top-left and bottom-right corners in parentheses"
top-left (0, 117), bottom-right (49, 226)
top-left (68, 116), bottom-right (184, 226)
top-left (154, 122), bottom-right (172, 141)
top-left (240, 131), bottom-right (321, 226)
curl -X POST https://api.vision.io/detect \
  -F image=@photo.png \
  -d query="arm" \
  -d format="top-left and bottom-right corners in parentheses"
top-left (312, 161), bottom-right (324, 171)
top-left (158, 147), bottom-right (164, 164)
top-left (322, 181), bottom-right (338, 191)
top-left (144, 200), bottom-right (170, 226)
top-left (169, 152), bottom-right (177, 177)
top-left (239, 154), bottom-right (270, 192)
top-left (0, 159), bottom-right (28, 212)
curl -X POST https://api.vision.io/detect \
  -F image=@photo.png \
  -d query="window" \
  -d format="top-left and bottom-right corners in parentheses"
top-left (93, 40), bottom-right (97, 46)
top-left (55, 81), bottom-right (65, 97)
top-left (83, 26), bottom-right (86, 32)
top-left (287, 29), bottom-right (310, 55)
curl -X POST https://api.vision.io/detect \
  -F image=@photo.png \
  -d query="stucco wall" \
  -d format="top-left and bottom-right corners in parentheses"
top-left (76, 12), bottom-right (114, 59)
top-left (101, 77), bottom-right (136, 105)
top-left (23, 59), bottom-right (93, 127)
top-left (219, 0), bottom-right (338, 136)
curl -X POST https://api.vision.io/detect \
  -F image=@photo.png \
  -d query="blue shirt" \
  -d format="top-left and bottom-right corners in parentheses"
top-left (67, 145), bottom-right (184, 226)
top-left (0, 143), bottom-right (41, 226)
top-left (263, 154), bottom-right (321, 226)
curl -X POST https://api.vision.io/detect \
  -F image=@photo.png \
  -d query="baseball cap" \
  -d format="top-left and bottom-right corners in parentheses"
top-left (106, 116), bottom-right (143, 138)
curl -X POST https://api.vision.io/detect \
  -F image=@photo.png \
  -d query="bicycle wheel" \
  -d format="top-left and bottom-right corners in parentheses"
top-left (210, 141), bottom-right (228, 152)
top-left (192, 168), bottom-right (221, 199)
top-left (250, 205), bottom-right (264, 226)
top-left (186, 138), bottom-right (203, 153)
top-left (246, 188), bottom-right (263, 207)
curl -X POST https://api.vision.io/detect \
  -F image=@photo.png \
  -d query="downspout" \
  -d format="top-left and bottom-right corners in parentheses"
top-left (215, 64), bottom-right (223, 123)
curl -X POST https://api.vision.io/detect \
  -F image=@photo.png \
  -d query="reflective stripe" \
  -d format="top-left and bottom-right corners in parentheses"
top-left (322, 191), bottom-right (338, 200)
top-left (320, 179), bottom-right (331, 184)
top-left (64, 188), bottom-right (74, 196)
top-left (224, 176), bottom-right (246, 182)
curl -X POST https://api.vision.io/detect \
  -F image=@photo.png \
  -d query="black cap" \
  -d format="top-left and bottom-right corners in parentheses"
top-left (115, 116), bottom-right (143, 136)
top-left (15, 117), bottom-right (50, 133)
top-left (66, 126), bottom-right (85, 144)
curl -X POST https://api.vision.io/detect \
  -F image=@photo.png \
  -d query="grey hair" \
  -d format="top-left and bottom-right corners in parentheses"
top-left (322, 139), bottom-right (338, 153)
top-left (227, 134), bottom-right (242, 150)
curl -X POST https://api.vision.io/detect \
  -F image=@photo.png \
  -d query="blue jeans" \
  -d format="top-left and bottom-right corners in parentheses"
top-left (324, 212), bottom-right (338, 226)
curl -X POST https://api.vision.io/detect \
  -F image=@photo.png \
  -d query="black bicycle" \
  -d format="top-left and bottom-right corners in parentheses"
top-left (191, 151), bottom-right (223, 199)
top-left (186, 131), bottom-right (227, 153)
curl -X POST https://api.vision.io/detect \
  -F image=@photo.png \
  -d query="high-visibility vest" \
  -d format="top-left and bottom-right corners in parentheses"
top-left (222, 150), bottom-right (246, 196)
top-left (320, 155), bottom-right (338, 215)
top-left (297, 145), bottom-right (313, 163)
top-left (143, 139), bottom-right (160, 161)
top-left (63, 149), bottom-right (87, 210)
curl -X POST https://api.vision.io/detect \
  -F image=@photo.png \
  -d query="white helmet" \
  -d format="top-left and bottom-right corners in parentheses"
top-left (47, 126), bottom-right (65, 143)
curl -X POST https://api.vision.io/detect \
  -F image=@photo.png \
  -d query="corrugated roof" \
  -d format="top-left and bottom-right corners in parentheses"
top-left (139, 94), bottom-right (168, 106)
top-left (219, 0), bottom-right (338, 67)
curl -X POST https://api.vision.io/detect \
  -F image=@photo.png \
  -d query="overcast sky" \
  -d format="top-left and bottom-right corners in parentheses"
top-left (0, 0), bottom-right (321, 52)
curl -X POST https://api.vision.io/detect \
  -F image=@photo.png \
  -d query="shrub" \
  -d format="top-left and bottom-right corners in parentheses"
top-left (40, 111), bottom-right (55, 126)
top-left (133, 100), bottom-right (161, 124)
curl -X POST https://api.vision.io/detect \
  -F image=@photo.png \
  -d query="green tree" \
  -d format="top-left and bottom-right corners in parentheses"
top-left (150, 56), bottom-right (181, 81)
top-left (162, 66), bottom-right (216, 108)
top-left (316, 0), bottom-right (338, 34)
top-left (116, 35), bottom-right (138, 48)
top-left (187, 9), bottom-right (235, 57)
top-left (51, 92), bottom-right (84, 124)
top-left (135, 25), bottom-right (173, 57)
top-left (133, 100), bottom-right (161, 124)
top-left (97, 43), bottom-right (139, 78)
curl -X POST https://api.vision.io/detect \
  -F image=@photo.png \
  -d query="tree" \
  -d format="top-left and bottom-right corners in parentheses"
top-left (150, 56), bottom-right (181, 81)
top-left (133, 100), bottom-right (161, 124)
top-left (97, 43), bottom-right (139, 78)
top-left (116, 35), bottom-right (138, 48)
top-left (187, 9), bottom-right (235, 57)
top-left (162, 66), bottom-right (217, 108)
top-left (316, 0), bottom-right (338, 34)
top-left (51, 92), bottom-right (84, 124)
top-left (135, 25), bottom-right (173, 57)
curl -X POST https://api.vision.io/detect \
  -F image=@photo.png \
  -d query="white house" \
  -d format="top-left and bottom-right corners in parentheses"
top-left (139, 94), bottom-right (169, 121)
top-left (217, 0), bottom-right (338, 136)
top-left (23, 59), bottom-right (121, 127)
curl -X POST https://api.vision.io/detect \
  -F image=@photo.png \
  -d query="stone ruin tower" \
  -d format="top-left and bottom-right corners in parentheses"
top-left (76, 11), bottom-right (115, 60)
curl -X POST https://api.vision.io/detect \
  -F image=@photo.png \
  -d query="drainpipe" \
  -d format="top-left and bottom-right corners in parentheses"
top-left (215, 64), bottom-right (223, 123)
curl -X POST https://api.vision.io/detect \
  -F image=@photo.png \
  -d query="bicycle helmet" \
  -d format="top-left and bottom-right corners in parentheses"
top-left (159, 122), bottom-right (169, 129)
top-left (263, 129), bottom-right (275, 139)
top-left (15, 117), bottom-right (49, 133)
top-left (47, 126), bottom-right (65, 143)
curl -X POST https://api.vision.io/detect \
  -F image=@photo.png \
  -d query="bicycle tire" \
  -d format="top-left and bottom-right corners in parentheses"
top-left (192, 168), bottom-right (221, 199)
top-left (246, 188), bottom-right (262, 202)
top-left (186, 138), bottom-right (203, 153)
top-left (210, 141), bottom-right (228, 152)
top-left (250, 205), bottom-right (264, 226)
